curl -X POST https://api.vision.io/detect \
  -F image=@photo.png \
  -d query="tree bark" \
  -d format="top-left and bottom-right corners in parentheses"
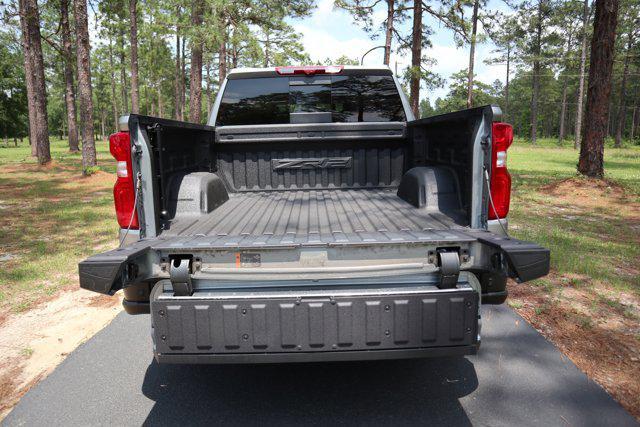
top-left (19, 0), bottom-right (50, 164)
top-left (504, 44), bottom-right (510, 121)
top-left (630, 104), bottom-right (637, 141)
top-left (530, 0), bottom-right (543, 145)
top-left (181, 37), bottom-right (186, 116)
top-left (218, 27), bottom-right (227, 86)
top-left (409, 0), bottom-right (422, 118)
top-left (174, 10), bottom-right (182, 121)
top-left (189, 0), bottom-right (204, 123)
top-left (558, 76), bottom-right (569, 143)
top-left (383, 0), bottom-right (394, 65)
top-left (19, 0), bottom-right (38, 157)
top-left (117, 29), bottom-right (129, 113)
top-left (466, 0), bottom-right (479, 108)
top-left (264, 30), bottom-right (270, 67)
top-left (60, 0), bottom-right (78, 152)
top-left (614, 31), bottom-right (632, 148)
top-left (206, 60), bottom-right (212, 119)
top-left (574, 0), bottom-right (590, 149)
top-left (558, 35), bottom-right (572, 145)
top-left (74, 0), bottom-right (97, 173)
top-left (578, 0), bottom-right (619, 178)
top-left (129, 0), bottom-right (140, 113)
top-left (108, 38), bottom-right (119, 132)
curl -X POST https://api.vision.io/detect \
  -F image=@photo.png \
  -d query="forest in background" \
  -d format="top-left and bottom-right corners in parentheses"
top-left (0, 0), bottom-right (638, 171)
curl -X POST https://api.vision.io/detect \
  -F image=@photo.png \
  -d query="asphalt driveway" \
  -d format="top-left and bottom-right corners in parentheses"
top-left (5, 305), bottom-right (637, 426)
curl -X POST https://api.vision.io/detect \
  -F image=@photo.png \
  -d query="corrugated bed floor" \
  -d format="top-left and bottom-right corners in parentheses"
top-left (162, 189), bottom-right (467, 245)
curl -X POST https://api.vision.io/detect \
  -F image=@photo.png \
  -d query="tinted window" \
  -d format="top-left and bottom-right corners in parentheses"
top-left (215, 77), bottom-right (289, 126)
top-left (216, 74), bottom-right (406, 126)
top-left (331, 76), bottom-right (406, 122)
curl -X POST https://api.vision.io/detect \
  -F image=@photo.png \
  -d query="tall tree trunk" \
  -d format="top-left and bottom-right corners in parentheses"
top-left (383, 0), bottom-right (394, 65)
top-left (100, 108), bottom-right (106, 141)
top-left (614, 31), bottom-right (632, 148)
top-left (19, 0), bottom-right (38, 157)
top-left (409, 0), bottom-right (422, 118)
top-left (530, 0), bottom-right (543, 145)
top-left (189, 0), bottom-right (204, 123)
top-left (264, 30), bottom-right (270, 67)
top-left (574, 0), bottom-right (590, 149)
top-left (558, 34), bottom-right (573, 145)
top-left (558, 76), bottom-right (569, 144)
top-left (631, 87), bottom-right (638, 140)
top-left (129, 0), bottom-right (140, 113)
top-left (117, 29), bottom-right (129, 113)
top-left (206, 60), bottom-right (212, 119)
top-left (108, 38), bottom-right (119, 131)
top-left (74, 0), bottom-right (97, 174)
top-left (466, 0), bottom-right (479, 108)
top-left (60, 0), bottom-right (78, 152)
top-left (630, 105), bottom-right (637, 141)
top-left (504, 44), bottom-right (511, 121)
top-left (19, 0), bottom-right (50, 164)
top-left (231, 40), bottom-right (238, 68)
top-left (578, 0), bottom-right (619, 178)
top-left (218, 26), bottom-right (227, 86)
top-left (174, 13), bottom-right (182, 120)
top-left (181, 37), bottom-right (186, 116)
top-left (157, 82), bottom-right (163, 118)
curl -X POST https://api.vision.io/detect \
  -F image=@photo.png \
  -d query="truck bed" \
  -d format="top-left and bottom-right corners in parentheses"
top-left (161, 188), bottom-right (468, 246)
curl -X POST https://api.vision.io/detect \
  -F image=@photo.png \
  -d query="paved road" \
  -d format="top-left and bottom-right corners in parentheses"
top-left (5, 305), bottom-right (637, 426)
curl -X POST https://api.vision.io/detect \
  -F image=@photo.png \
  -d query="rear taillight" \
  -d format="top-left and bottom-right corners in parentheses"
top-left (109, 131), bottom-right (139, 229)
top-left (489, 122), bottom-right (513, 220)
top-left (275, 65), bottom-right (343, 75)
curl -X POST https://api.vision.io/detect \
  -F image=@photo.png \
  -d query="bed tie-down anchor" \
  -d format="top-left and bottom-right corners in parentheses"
top-left (437, 250), bottom-right (461, 289)
top-left (169, 257), bottom-right (193, 296)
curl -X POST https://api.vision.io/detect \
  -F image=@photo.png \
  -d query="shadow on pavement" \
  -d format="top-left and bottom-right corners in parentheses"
top-left (141, 356), bottom-right (478, 426)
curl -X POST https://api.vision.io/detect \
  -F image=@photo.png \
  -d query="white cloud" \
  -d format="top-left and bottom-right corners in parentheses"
top-left (293, 23), bottom-right (375, 62)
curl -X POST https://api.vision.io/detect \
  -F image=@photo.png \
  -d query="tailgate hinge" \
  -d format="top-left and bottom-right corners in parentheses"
top-left (437, 251), bottom-right (460, 289)
top-left (170, 257), bottom-right (193, 296)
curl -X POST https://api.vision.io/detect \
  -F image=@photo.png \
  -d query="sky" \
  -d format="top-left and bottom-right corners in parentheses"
top-left (291, 0), bottom-right (510, 101)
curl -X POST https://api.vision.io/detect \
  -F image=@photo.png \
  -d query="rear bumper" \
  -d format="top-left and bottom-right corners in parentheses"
top-left (150, 276), bottom-right (480, 364)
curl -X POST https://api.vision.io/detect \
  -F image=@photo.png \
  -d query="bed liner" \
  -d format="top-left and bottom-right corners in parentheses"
top-left (159, 188), bottom-right (469, 247)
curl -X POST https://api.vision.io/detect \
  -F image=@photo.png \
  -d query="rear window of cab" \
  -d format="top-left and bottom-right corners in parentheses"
top-left (215, 75), bottom-right (406, 126)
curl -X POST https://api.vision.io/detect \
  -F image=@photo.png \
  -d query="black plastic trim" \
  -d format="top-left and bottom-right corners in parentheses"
top-left (155, 345), bottom-right (478, 364)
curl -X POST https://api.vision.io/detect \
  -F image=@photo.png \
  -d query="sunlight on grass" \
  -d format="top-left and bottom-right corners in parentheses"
top-left (0, 138), bottom-right (118, 314)
top-left (509, 139), bottom-right (640, 294)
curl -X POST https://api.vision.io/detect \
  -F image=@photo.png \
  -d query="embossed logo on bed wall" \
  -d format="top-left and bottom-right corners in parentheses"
top-left (272, 157), bottom-right (353, 170)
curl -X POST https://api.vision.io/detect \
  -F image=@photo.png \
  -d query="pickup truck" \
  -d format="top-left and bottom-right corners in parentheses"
top-left (79, 65), bottom-right (549, 364)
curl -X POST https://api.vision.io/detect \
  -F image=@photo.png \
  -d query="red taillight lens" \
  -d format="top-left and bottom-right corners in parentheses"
top-left (489, 122), bottom-right (513, 220)
top-left (109, 131), bottom-right (138, 229)
top-left (275, 65), bottom-right (343, 75)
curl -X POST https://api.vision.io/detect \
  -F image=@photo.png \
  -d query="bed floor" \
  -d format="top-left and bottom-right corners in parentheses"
top-left (160, 189), bottom-right (468, 246)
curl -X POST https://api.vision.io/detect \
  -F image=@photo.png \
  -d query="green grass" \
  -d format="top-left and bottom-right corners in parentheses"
top-left (508, 138), bottom-right (640, 294)
top-left (510, 137), bottom-right (640, 197)
top-left (0, 137), bottom-right (118, 315)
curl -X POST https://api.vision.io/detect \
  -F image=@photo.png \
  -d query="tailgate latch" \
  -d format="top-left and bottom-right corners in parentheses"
top-left (437, 251), bottom-right (460, 289)
top-left (170, 257), bottom-right (193, 296)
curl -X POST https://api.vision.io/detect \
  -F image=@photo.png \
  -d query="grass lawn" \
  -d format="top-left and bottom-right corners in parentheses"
top-left (0, 137), bottom-right (118, 319)
top-left (509, 138), bottom-right (640, 294)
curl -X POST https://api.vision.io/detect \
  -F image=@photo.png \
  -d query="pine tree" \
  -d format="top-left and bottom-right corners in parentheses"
top-left (578, 0), bottom-right (620, 177)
